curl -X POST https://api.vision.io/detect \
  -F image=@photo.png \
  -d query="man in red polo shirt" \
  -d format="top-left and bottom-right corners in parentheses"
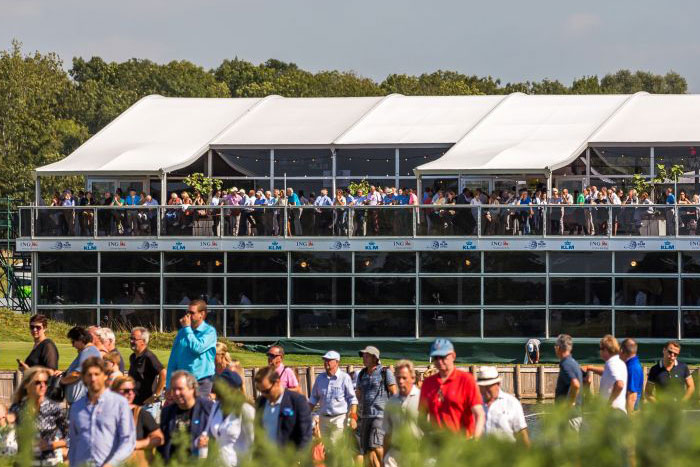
top-left (419, 338), bottom-right (485, 438)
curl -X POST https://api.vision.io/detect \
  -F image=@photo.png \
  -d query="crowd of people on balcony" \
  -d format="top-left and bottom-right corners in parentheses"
top-left (34, 183), bottom-right (700, 237)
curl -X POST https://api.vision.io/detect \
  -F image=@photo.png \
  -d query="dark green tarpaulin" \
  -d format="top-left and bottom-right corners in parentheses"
top-left (244, 338), bottom-right (700, 364)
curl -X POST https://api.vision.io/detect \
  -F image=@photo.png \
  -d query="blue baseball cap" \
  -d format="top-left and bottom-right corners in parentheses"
top-left (216, 369), bottom-right (243, 389)
top-left (429, 338), bottom-right (455, 358)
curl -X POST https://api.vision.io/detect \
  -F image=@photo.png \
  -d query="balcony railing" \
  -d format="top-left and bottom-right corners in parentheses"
top-left (18, 204), bottom-right (694, 238)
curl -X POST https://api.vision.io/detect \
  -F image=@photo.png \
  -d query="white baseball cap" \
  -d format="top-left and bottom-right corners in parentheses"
top-left (322, 350), bottom-right (341, 361)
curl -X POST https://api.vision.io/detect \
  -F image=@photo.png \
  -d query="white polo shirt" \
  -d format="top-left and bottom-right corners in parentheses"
top-left (599, 354), bottom-right (628, 412)
top-left (483, 389), bottom-right (527, 442)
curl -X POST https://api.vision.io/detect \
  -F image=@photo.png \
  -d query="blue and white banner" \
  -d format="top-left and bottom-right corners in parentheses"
top-left (15, 237), bottom-right (697, 252)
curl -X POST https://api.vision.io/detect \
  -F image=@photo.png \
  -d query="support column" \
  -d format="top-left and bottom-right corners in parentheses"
top-left (331, 148), bottom-right (337, 194)
top-left (207, 150), bottom-right (213, 177)
top-left (34, 176), bottom-right (41, 206)
top-left (160, 172), bottom-right (167, 205)
top-left (394, 148), bottom-right (400, 189)
top-left (270, 149), bottom-right (275, 192)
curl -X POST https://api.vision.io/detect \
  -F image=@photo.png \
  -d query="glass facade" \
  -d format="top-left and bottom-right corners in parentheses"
top-left (34, 250), bottom-right (698, 340)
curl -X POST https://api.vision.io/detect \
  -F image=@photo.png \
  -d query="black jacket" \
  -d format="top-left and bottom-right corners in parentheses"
top-left (256, 390), bottom-right (312, 448)
top-left (159, 397), bottom-right (215, 461)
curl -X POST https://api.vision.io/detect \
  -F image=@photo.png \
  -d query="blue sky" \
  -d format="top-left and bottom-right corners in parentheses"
top-left (2, 0), bottom-right (699, 90)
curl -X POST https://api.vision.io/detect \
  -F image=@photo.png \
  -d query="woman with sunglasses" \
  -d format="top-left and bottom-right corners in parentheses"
top-left (112, 376), bottom-right (164, 467)
top-left (10, 366), bottom-right (68, 466)
top-left (18, 315), bottom-right (59, 374)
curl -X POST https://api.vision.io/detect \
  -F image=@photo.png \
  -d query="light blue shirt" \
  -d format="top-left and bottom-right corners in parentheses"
top-left (309, 369), bottom-right (358, 416)
top-left (165, 320), bottom-right (217, 387)
top-left (65, 344), bottom-right (102, 403)
top-left (314, 195), bottom-right (332, 206)
top-left (68, 389), bottom-right (135, 467)
top-left (262, 391), bottom-right (284, 442)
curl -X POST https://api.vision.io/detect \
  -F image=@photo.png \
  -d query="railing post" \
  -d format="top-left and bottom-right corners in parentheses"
top-left (412, 205), bottom-right (417, 238)
top-left (156, 207), bottom-right (162, 238)
top-left (348, 206), bottom-right (354, 238)
top-left (675, 205), bottom-right (679, 237)
top-left (542, 205), bottom-right (547, 238)
top-left (93, 207), bottom-right (98, 238)
top-left (608, 205), bottom-right (613, 237)
top-left (477, 206), bottom-right (482, 237)
top-left (219, 206), bottom-right (224, 238)
top-left (283, 205), bottom-right (288, 238)
top-left (30, 207), bottom-right (35, 238)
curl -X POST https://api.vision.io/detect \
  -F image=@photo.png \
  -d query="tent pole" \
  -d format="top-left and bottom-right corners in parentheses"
top-left (34, 175), bottom-right (41, 206)
top-left (160, 172), bottom-right (167, 205)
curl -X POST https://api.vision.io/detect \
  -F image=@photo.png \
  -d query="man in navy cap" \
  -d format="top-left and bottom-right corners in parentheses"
top-left (309, 350), bottom-right (358, 443)
top-left (419, 338), bottom-right (485, 438)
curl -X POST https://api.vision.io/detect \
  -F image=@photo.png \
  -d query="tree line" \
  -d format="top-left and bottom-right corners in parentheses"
top-left (0, 40), bottom-right (689, 203)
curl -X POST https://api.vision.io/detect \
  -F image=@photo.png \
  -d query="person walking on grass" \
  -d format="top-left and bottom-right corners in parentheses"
top-left (554, 334), bottom-right (583, 430)
top-left (620, 338), bottom-right (644, 413)
top-left (477, 366), bottom-right (529, 446)
top-left (581, 335), bottom-right (628, 413)
top-left (60, 326), bottom-right (102, 405)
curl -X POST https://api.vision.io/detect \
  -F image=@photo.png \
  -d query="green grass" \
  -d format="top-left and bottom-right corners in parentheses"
top-left (0, 309), bottom-right (372, 370)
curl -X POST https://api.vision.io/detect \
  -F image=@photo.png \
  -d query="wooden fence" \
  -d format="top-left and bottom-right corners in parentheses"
top-left (2, 365), bottom-right (697, 407)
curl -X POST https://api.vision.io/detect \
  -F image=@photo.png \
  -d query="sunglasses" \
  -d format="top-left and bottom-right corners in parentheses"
top-left (34, 380), bottom-right (48, 387)
top-left (119, 388), bottom-right (135, 394)
top-left (267, 353), bottom-right (281, 358)
top-left (666, 349), bottom-right (679, 357)
top-left (29, 325), bottom-right (43, 331)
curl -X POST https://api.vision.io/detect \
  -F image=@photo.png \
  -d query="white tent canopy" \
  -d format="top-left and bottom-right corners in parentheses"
top-left (36, 92), bottom-right (700, 177)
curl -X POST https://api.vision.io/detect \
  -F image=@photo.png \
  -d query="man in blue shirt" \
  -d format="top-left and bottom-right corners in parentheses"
top-left (286, 187), bottom-right (302, 236)
top-left (166, 299), bottom-right (217, 397)
top-left (554, 334), bottom-right (583, 431)
top-left (60, 326), bottom-right (102, 404)
top-left (309, 350), bottom-right (358, 443)
top-left (124, 188), bottom-right (142, 235)
top-left (69, 357), bottom-right (135, 466)
top-left (621, 338), bottom-right (644, 412)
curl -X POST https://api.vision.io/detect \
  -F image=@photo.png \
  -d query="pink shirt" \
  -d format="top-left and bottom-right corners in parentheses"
top-left (275, 364), bottom-right (299, 389)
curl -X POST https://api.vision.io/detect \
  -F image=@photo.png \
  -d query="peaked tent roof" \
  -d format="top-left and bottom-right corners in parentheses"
top-left (36, 93), bottom-right (700, 177)
top-left (36, 96), bottom-right (263, 175)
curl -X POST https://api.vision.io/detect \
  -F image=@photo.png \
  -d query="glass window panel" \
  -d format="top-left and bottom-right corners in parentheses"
top-left (550, 278), bottom-right (612, 305)
top-left (615, 310), bottom-right (677, 338)
top-left (38, 278), bottom-right (97, 305)
top-left (549, 252), bottom-right (611, 274)
top-left (221, 179), bottom-right (271, 193)
top-left (422, 178), bottom-right (459, 196)
top-left (550, 309), bottom-right (612, 337)
top-left (399, 149), bottom-right (446, 177)
top-left (354, 310), bottom-right (415, 337)
top-left (483, 310), bottom-right (545, 337)
top-left (682, 310), bottom-right (700, 338)
top-left (291, 252), bottom-right (351, 273)
top-left (39, 309), bottom-right (97, 327)
top-left (38, 253), bottom-right (97, 273)
top-left (420, 309), bottom-right (480, 337)
top-left (291, 310), bottom-right (351, 337)
top-left (484, 252), bottom-right (545, 273)
top-left (420, 252), bottom-right (480, 273)
top-left (420, 277), bottom-right (480, 305)
top-left (484, 278), bottom-right (545, 305)
top-left (682, 253), bottom-right (700, 273)
top-left (291, 277), bottom-right (351, 305)
top-left (162, 308), bottom-right (224, 335)
top-left (590, 147), bottom-right (650, 175)
top-left (101, 308), bottom-right (160, 330)
top-left (614, 278), bottom-right (677, 306)
top-left (227, 278), bottom-right (287, 305)
top-left (355, 278), bottom-right (415, 305)
top-left (228, 252), bottom-right (287, 273)
top-left (164, 253), bottom-right (224, 273)
top-left (226, 309), bottom-right (287, 337)
top-left (355, 252), bottom-right (416, 274)
top-left (655, 147), bottom-right (700, 176)
top-left (682, 279), bottom-right (700, 306)
top-left (100, 253), bottom-right (160, 273)
top-left (100, 277), bottom-right (160, 305)
top-left (274, 150), bottom-right (333, 177)
top-left (615, 252), bottom-right (677, 274)
top-left (164, 277), bottom-right (224, 305)
top-left (275, 179), bottom-right (333, 202)
top-left (336, 149), bottom-right (396, 177)
top-left (218, 150), bottom-right (271, 177)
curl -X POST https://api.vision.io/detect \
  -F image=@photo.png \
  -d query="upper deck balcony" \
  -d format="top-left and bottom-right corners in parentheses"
top-left (16, 204), bottom-right (699, 253)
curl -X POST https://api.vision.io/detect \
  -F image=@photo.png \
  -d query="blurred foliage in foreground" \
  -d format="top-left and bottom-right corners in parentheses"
top-left (2, 382), bottom-right (700, 467)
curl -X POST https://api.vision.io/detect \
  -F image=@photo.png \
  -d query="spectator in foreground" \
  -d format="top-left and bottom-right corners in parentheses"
top-left (199, 370), bottom-right (255, 466)
top-left (215, 342), bottom-right (247, 399)
top-left (88, 325), bottom-right (108, 356)
top-left (267, 345), bottom-right (302, 392)
top-left (112, 376), bottom-right (164, 466)
top-left (308, 350), bottom-right (358, 443)
top-left (60, 326), bottom-right (102, 404)
top-left (159, 370), bottom-right (215, 461)
top-left (419, 339), bottom-right (485, 439)
top-left (166, 299), bottom-right (217, 397)
top-left (128, 326), bottom-right (166, 407)
top-left (356, 345), bottom-right (397, 467)
top-left (10, 366), bottom-right (68, 465)
top-left (19, 314), bottom-right (59, 373)
top-left (69, 357), bottom-right (135, 467)
top-left (581, 335), bottom-right (628, 413)
top-left (554, 334), bottom-right (583, 430)
top-left (477, 366), bottom-right (529, 445)
top-left (0, 402), bottom-right (17, 457)
top-left (254, 365), bottom-right (312, 448)
top-left (620, 338), bottom-right (644, 413)
top-left (383, 359), bottom-right (421, 467)
top-left (646, 340), bottom-right (695, 403)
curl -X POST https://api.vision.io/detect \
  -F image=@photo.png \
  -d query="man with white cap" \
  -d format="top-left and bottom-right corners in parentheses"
top-left (308, 350), bottom-right (358, 443)
top-left (355, 346), bottom-right (397, 467)
top-left (477, 366), bottom-right (530, 446)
